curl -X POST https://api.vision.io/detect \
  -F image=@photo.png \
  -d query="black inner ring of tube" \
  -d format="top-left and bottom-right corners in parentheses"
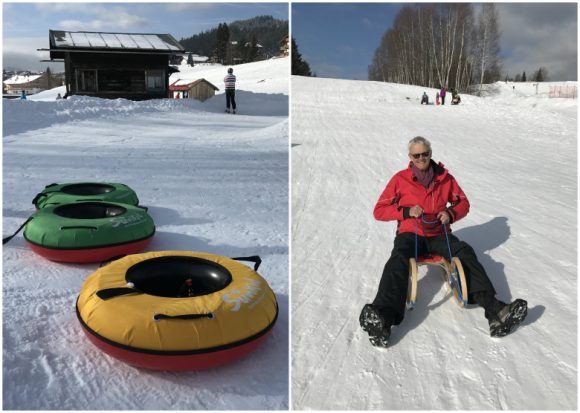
top-left (53, 202), bottom-right (127, 219)
top-left (125, 256), bottom-right (233, 298)
top-left (61, 183), bottom-right (116, 196)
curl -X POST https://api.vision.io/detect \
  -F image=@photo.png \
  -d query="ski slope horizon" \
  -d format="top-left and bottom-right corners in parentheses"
top-left (3, 57), bottom-right (289, 410)
top-left (291, 76), bottom-right (577, 409)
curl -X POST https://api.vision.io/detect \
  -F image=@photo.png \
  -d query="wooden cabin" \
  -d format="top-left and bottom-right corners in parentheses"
top-left (169, 79), bottom-right (219, 102)
top-left (41, 30), bottom-right (184, 100)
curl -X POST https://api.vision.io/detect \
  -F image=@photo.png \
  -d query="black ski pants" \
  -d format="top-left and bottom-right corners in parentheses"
top-left (441, 95), bottom-right (446, 105)
top-left (226, 89), bottom-right (236, 110)
top-left (372, 232), bottom-right (496, 325)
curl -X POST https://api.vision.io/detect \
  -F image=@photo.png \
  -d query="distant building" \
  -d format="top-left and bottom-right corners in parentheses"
top-left (169, 78), bottom-right (218, 101)
top-left (3, 70), bottom-right (64, 95)
top-left (279, 36), bottom-right (289, 57)
top-left (41, 30), bottom-right (185, 100)
top-left (171, 52), bottom-right (209, 66)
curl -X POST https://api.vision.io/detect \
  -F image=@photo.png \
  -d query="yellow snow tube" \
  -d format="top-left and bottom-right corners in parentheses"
top-left (77, 251), bottom-right (278, 368)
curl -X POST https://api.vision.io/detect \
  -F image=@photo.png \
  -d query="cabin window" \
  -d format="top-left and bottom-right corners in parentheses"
top-left (98, 70), bottom-right (145, 92)
top-left (78, 70), bottom-right (97, 92)
top-left (145, 70), bottom-right (164, 91)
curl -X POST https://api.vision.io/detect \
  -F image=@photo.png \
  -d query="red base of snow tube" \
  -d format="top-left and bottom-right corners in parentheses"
top-left (80, 322), bottom-right (273, 371)
top-left (27, 236), bottom-right (153, 263)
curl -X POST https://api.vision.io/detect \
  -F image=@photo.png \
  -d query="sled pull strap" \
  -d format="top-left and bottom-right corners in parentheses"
top-left (3, 217), bottom-right (33, 245)
top-left (153, 312), bottom-right (214, 321)
top-left (32, 193), bottom-right (47, 207)
top-left (96, 287), bottom-right (141, 300)
top-left (232, 255), bottom-right (262, 271)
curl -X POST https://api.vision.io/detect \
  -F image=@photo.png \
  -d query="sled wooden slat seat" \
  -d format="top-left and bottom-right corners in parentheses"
top-left (407, 254), bottom-right (468, 310)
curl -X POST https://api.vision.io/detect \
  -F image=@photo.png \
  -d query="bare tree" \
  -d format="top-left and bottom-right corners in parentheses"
top-left (474, 4), bottom-right (501, 93)
top-left (368, 4), bottom-right (489, 93)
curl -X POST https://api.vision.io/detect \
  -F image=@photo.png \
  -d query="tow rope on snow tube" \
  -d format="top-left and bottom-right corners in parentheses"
top-left (76, 251), bottom-right (278, 371)
top-left (32, 182), bottom-right (140, 209)
top-left (23, 201), bottom-right (155, 263)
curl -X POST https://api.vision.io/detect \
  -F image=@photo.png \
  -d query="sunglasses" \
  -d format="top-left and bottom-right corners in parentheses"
top-left (410, 151), bottom-right (431, 159)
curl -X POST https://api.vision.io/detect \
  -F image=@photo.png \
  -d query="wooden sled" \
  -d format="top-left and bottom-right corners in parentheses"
top-left (407, 254), bottom-right (468, 310)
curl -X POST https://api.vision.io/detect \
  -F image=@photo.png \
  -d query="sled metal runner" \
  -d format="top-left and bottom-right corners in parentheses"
top-left (406, 254), bottom-right (468, 310)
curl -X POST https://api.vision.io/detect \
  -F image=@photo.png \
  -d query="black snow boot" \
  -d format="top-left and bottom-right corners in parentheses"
top-left (359, 304), bottom-right (391, 348)
top-left (489, 299), bottom-right (528, 337)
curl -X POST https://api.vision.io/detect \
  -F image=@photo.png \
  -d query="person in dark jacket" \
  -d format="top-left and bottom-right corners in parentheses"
top-left (224, 67), bottom-right (237, 114)
top-left (420, 92), bottom-right (429, 105)
top-left (359, 136), bottom-right (527, 348)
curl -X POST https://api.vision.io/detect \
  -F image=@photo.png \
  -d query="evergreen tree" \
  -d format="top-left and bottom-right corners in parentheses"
top-left (533, 67), bottom-right (547, 82)
top-left (246, 34), bottom-right (259, 62)
top-left (215, 23), bottom-right (230, 64)
top-left (46, 66), bottom-right (52, 89)
top-left (522, 71), bottom-right (526, 82)
top-left (291, 37), bottom-right (312, 76)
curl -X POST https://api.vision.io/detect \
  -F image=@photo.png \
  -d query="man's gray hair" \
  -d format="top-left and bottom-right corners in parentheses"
top-left (408, 136), bottom-right (432, 153)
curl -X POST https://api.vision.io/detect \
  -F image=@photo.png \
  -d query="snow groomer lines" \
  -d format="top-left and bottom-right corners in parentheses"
top-left (77, 251), bottom-right (278, 371)
top-left (3, 182), bottom-right (154, 263)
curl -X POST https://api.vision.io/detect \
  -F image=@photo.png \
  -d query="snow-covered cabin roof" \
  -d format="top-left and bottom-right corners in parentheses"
top-left (3, 74), bottom-right (43, 85)
top-left (48, 30), bottom-right (184, 54)
top-left (169, 78), bottom-right (219, 91)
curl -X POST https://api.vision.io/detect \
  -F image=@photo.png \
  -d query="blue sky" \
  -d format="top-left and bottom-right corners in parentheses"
top-left (292, 3), bottom-right (577, 81)
top-left (3, 3), bottom-right (288, 71)
top-left (292, 3), bottom-right (400, 80)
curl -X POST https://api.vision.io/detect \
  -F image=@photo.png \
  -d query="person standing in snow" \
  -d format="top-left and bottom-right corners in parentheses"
top-left (224, 67), bottom-right (237, 114)
top-left (20, 90), bottom-right (27, 100)
top-left (435, 91), bottom-right (440, 105)
top-left (359, 136), bottom-right (527, 348)
top-left (420, 92), bottom-right (429, 105)
top-left (439, 86), bottom-right (446, 105)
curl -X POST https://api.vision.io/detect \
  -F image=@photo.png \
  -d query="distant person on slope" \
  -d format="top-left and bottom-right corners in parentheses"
top-left (359, 136), bottom-right (527, 348)
top-left (435, 92), bottom-right (440, 105)
top-left (20, 90), bottom-right (27, 100)
top-left (439, 86), bottom-right (446, 105)
top-left (451, 88), bottom-right (461, 105)
top-left (224, 67), bottom-right (237, 114)
top-left (420, 92), bottom-right (429, 105)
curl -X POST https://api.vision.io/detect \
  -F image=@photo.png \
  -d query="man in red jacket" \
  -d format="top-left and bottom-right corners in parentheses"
top-left (360, 136), bottom-right (527, 348)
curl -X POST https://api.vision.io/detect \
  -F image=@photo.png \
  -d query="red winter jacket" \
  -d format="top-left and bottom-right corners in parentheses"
top-left (373, 161), bottom-right (470, 236)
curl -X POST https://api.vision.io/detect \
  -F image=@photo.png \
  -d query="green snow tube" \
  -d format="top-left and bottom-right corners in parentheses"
top-left (32, 182), bottom-right (140, 209)
top-left (24, 201), bottom-right (155, 263)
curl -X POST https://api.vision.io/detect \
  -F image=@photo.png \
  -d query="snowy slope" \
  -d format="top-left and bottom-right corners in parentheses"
top-left (291, 77), bottom-right (577, 409)
top-left (3, 59), bottom-right (289, 410)
top-left (169, 57), bottom-right (289, 96)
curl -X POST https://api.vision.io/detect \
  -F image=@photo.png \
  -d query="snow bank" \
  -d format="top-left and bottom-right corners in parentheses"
top-left (291, 76), bottom-right (577, 410)
top-left (5, 91), bottom-right (288, 137)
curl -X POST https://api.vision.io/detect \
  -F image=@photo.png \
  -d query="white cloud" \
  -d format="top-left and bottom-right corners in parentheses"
top-left (165, 3), bottom-right (218, 13)
top-left (3, 37), bottom-right (63, 72)
top-left (35, 4), bottom-right (149, 32)
top-left (498, 4), bottom-right (577, 80)
top-left (57, 10), bottom-right (148, 32)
